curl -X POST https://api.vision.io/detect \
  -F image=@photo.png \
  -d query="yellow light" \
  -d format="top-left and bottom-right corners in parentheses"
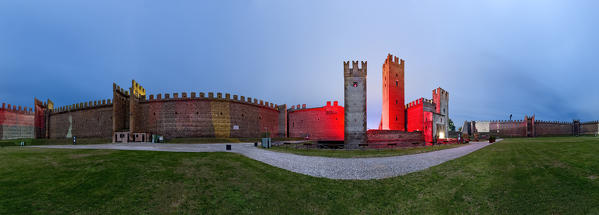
top-left (439, 131), bottom-right (445, 139)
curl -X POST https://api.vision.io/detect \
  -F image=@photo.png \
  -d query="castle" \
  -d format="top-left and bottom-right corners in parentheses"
top-left (2, 53), bottom-right (596, 144)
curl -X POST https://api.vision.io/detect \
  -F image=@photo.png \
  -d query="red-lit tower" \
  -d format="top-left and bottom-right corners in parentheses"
top-left (380, 54), bottom-right (405, 130)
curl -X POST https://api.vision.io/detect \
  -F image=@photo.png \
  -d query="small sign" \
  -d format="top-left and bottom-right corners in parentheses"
top-left (233, 125), bottom-right (239, 130)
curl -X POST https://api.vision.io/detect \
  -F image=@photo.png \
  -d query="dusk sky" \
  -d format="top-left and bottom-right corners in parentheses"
top-left (1, 0), bottom-right (598, 129)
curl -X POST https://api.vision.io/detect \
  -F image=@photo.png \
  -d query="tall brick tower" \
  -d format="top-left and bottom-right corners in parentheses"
top-left (380, 54), bottom-right (405, 130)
top-left (344, 60), bottom-right (367, 148)
top-left (432, 87), bottom-right (449, 137)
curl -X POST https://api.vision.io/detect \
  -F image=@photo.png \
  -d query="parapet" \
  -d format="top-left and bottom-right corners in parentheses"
top-left (383, 53), bottom-right (404, 66)
top-left (343, 60), bottom-right (367, 77)
top-left (50, 98), bottom-right (112, 114)
top-left (0, 102), bottom-right (34, 114)
top-left (405, 98), bottom-right (434, 109)
top-left (141, 90), bottom-right (278, 110)
top-left (131, 79), bottom-right (146, 97)
top-left (113, 83), bottom-right (130, 97)
top-left (433, 87), bottom-right (449, 97)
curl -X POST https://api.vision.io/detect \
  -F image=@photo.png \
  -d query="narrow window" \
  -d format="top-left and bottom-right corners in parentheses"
top-left (396, 80), bottom-right (398, 86)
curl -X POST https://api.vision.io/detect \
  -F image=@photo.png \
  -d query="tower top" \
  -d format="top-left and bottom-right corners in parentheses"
top-left (433, 87), bottom-right (449, 96)
top-left (384, 53), bottom-right (404, 66)
top-left (343, 60), bottom-right (367, 77)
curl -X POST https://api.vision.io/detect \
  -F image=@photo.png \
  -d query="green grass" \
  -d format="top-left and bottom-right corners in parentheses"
top-left (165, 137), bottom-right (302, 144)
top-left (0, 138), bottom-right (111, 146)
top-left (1, 136), bottom-right (598, 214)
top-left (268, 143), bottom-right (465, 158)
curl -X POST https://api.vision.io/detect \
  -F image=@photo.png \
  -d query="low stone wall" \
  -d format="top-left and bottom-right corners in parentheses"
top-left (367, 130), bottom-right (424, 148)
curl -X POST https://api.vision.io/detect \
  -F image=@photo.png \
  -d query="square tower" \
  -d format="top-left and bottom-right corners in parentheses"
top-left (432, 87), bottom-right (449, 138)
top-left (381, 54), bottom-right (405, 130)
top-left (344, 61), bottom-right (367, 148)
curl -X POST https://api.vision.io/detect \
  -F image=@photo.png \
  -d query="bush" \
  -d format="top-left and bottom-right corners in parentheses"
top-left (489, 136), bottom-right (496, 143)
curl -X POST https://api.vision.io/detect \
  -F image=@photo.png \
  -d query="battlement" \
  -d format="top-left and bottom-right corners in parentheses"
top-left (113, 83), bottom-right (130, 97)
top-left (131, 79), bottom-right (146, 98)
top-left (405, 98), bottom-right (434, 109)
top-left (143, 91), bottom-right (279, 110)
top-left (535, 120), bottom-right (572, 125)
top-left (50, 99), bottom-right (112, 114)
top-left (432, 87), bottom-right (449, 96)
top-left (343, 60), bottom-right (367, 77)
top-left (582, 120), bottom-right (599, 124)
top-left (288, 100), bottom-right (341, 112)
top-left (383, 53), bottom-right (404, 66)
top-left (0, 102), bottom-right (34, 114)
top-left (487, 120), bottom-right (525, 123)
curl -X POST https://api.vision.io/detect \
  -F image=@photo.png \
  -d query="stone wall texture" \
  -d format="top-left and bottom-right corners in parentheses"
top-left (136, 95), bottom-right (280, 138)
top-left (288, 101), bottom-right (344, 141)
top-left (535, 121), bottom-right (573, 136)
top-left (48, 105), bottom-right (113, 138)
top-left (0, 104), bottom-right (34, 140)
top-left (367, 130), bottom-right (424, 148)
top-left (581, 121), bottom-right (599, 135)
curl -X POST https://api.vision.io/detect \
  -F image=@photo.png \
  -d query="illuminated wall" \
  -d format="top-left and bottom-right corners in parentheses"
top-left (0, 103), bottom-right (34, 140)
top-left (288, 101), bottom-right (344, 141)
top-left (405, 98), bottom-right (436, 143)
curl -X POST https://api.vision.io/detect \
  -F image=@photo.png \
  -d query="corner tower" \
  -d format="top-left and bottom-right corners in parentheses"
top-left (344, 60), bottom-right (367, 148)
top-left (381, 54), bottom-right (405, 130)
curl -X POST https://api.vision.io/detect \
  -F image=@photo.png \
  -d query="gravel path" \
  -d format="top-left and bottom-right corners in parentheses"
top-left (32, 141), bottom-right (495, 180)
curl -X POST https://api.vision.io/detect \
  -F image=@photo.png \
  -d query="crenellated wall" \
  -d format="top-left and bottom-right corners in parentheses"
top-left (0, 102), bottom-right (35, 140)
top-left (47, 99), bottom-right (113, 138)
top-left (288, 101), bottom-right (344, 141)
top-left (470, 118), bottom-right (599, 138)
top-left (488, 120), bottom-right (527, 137)
top-left (581, 121), bottom-right (599, 135)
top-left (135, 91), bottom-right (281, 138)
top-left (535, 120), bottom-right (573, 136)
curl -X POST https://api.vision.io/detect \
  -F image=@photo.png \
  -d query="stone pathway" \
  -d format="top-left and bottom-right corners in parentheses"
top-left (32, 141), bottom-right (495, 180)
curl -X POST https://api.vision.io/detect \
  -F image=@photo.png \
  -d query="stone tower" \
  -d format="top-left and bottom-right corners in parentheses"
top-left (432, 87), bottom-right (449, 137)
top-left (344, 60), bottom-right (367, 148)
top-left (381, 54), bottom-right (405, 130)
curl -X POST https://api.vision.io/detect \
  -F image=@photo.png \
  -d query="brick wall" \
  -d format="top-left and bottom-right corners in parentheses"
top-left (48, 105), bottom-right (113, 138)
top-left (581, 121), bottom-right (599, 135)
top-left (288, 101), bottom-right (344, 141)
top-left (0, 103), bottom-right (34, 140)
top-left (488, 121), bottom-right (527, 137)
top-left (535, 121), bottom-right (573, 136)
top-left (367, 129), bottom-right (424, 147)
top-left (137, 94), bottom-right (280, 139)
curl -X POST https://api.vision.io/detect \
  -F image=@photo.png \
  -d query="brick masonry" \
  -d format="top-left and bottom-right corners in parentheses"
top-left (136, 92), bottom-right (280, 139)
top-left (367, 130), bottom-right (424, 148)
top-left (288, 101), bottom-right (344, 141)
top-left (0, 103), bottom-right (34, 140)
top-left (344, 61), bottom-right (368, 148)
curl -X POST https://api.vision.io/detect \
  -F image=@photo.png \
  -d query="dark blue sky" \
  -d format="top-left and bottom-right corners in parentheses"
top-left (1, 0), bottom-right (598, 128)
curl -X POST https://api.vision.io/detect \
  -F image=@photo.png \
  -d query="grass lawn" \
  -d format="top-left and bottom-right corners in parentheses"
top-left (0, 136), bottom-right (598, 214)
top-left (268, 143), bottom-right (466, 158)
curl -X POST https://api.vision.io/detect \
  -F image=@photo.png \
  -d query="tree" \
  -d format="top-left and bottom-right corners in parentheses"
top-left (448, 118), bottom-right (456, 132)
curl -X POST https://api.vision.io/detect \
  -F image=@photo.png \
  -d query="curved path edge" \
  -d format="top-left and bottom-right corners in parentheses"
top-left (31, 140), bottom-right (498, 180)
